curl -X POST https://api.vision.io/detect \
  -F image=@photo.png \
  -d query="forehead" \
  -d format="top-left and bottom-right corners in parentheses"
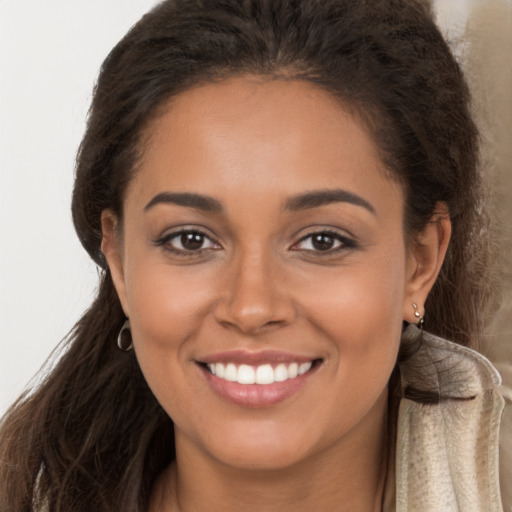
top-left (128, 76), bottom-right (403, 216)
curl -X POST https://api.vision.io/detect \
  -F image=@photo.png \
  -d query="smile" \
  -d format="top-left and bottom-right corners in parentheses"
top-left (197, 351), bottom-right (322, 407)
top-left (206, 361), bottom-right (313, 385)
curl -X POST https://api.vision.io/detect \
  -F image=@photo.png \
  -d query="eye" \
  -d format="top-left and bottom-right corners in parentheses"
top-left (155, 229), bottom-right (220, 253)
top-left (292, 231), bottom-right (354, 253)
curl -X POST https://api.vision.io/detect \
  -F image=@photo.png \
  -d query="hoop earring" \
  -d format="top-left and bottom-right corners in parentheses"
top-left (412, 302), bottom-right (425, 329)
top-left (117, 319), bottom-right (133, 351)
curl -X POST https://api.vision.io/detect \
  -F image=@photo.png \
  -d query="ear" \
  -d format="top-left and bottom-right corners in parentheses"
top-left (403, 203), bottom-right (451, 323)
top-left (101, 209), bottom-right (130, 317)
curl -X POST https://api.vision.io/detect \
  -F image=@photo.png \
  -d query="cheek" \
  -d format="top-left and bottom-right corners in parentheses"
top-left (126, 259), bottom-right (214, 346)
top-left (124, 262), bottom-right (217, 422)
top-left (122, 257), bottom-right (219, 406)
top-left (300, 247), bottom-right (407, 339)
top-left (296, 246), bottom-right (406, 398)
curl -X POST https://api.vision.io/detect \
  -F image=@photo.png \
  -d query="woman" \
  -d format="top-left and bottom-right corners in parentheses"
top-left (0, 0), bottom-right (509, 510)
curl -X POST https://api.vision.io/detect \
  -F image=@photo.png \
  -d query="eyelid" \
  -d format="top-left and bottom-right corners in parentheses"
top-left (153, 225), bottom-right (356, 257)
top-left (153, 226), bottom-right (222, 254)
top-left (290, 228), bottom-right (357, 253)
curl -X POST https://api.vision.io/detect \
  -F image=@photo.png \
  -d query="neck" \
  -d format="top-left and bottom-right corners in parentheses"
top-left (150, 393), bottom-right (389, 512)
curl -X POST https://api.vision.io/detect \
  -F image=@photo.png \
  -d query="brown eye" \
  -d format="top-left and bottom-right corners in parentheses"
top-left (181, 232), bottom-right (205, 250)
top-left (311, 234), bottom-right (335, 251)
top-left (156, 229), bottom-right (220, 253)
top-left (292, 231), bottom-right (354, 253)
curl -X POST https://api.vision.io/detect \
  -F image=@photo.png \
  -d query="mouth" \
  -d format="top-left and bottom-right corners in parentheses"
top-left (196, 354), bottom-right (323, 407)
top-left (201, 360), bottom-right (318, 385)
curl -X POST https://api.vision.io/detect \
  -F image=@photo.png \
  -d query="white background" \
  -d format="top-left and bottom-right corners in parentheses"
top-left (0, 1), bottom-right (473, 416)
top-left (0, 0), bottom-right (160, 415)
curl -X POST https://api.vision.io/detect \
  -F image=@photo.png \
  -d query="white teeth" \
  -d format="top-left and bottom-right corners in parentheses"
top-left (215, 362), bottom-right (225, 378)
top-left (237, 364), bottom-right (255, 384)
top-left (225, 363), bottom-right (238, 382)
top-left (207, 361), bottom-right (314, 385)
top-left (255, 364), bottom-right (274, 385)
top-left (274, 364), bottom-right (288, 382)
top-left (299, 362), bottom-right (312, 375)
top-left (288, 362), bottom-right (299, 379)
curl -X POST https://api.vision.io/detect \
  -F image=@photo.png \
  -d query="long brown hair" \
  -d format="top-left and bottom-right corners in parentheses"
top-left (0, 0), bottom-right (495, 510)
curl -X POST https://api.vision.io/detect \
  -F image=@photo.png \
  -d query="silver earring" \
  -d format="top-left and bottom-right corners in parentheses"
top-left (117, 319), bottom-right (133, 351)
top-left (412, 302), bottom-right (425, 329)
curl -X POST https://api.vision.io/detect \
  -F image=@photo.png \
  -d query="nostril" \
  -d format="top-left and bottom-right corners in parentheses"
top-left (214, 301), bottom-right (294, 334)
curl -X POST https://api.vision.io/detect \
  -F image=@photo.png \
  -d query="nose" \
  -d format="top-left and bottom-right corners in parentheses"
top-left (213, 248), bottom-right (297, 335)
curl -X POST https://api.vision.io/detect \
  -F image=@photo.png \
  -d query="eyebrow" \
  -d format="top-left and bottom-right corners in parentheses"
top-left (144, 192), bottom-right (223, 213)
top-left (143, 188), bottom-right (376, 215)
top-left (285, 189), bottom-right (376, 215)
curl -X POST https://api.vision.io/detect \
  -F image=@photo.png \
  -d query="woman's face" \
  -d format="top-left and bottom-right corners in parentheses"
top-left (104, 77), bottom-right (430, 470)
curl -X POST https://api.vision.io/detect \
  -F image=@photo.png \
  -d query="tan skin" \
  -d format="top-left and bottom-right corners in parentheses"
top-left (102, 76), bottom-right (451, 511)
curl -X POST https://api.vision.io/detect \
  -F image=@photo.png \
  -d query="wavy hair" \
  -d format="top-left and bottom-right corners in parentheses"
top-left (0, 0), bottom-right (495, 510)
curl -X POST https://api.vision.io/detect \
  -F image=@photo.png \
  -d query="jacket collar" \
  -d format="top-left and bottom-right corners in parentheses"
top-left (384, 326), bottom-right (504, 511)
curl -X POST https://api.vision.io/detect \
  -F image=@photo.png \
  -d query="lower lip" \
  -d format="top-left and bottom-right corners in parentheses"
top-left (200, 364), bottom-right (317, 408)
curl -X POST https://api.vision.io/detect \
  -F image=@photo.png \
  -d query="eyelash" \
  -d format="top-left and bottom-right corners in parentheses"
top-left (154, 228), bottom-right (356, 257)
top-left (291, 230), bottom-right (356, 254)
top-left (154, 228), bottom-right (220, 256)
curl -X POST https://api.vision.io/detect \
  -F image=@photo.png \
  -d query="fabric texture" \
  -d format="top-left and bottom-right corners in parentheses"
top-left (383, 325), bottom-right (510, 512)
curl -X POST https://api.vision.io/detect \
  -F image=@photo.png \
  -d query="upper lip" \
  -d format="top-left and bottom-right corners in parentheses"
top-left (197, 350), bottom-right (319, 366)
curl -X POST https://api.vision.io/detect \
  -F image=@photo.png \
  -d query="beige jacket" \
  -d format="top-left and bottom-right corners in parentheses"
top-left (383, 326), bottom-right (511, 511)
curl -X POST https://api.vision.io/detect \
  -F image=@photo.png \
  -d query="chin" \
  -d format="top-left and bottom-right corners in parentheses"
top-left (188, 419), bottom-right (321, 471)
top-left (213, 443), bottom-right (310, 471)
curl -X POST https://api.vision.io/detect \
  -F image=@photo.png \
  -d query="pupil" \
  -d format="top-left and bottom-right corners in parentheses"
top-left (181, 232), bottom-right (204, 250)
top-left (312, 234), bottom-right (334, 251)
